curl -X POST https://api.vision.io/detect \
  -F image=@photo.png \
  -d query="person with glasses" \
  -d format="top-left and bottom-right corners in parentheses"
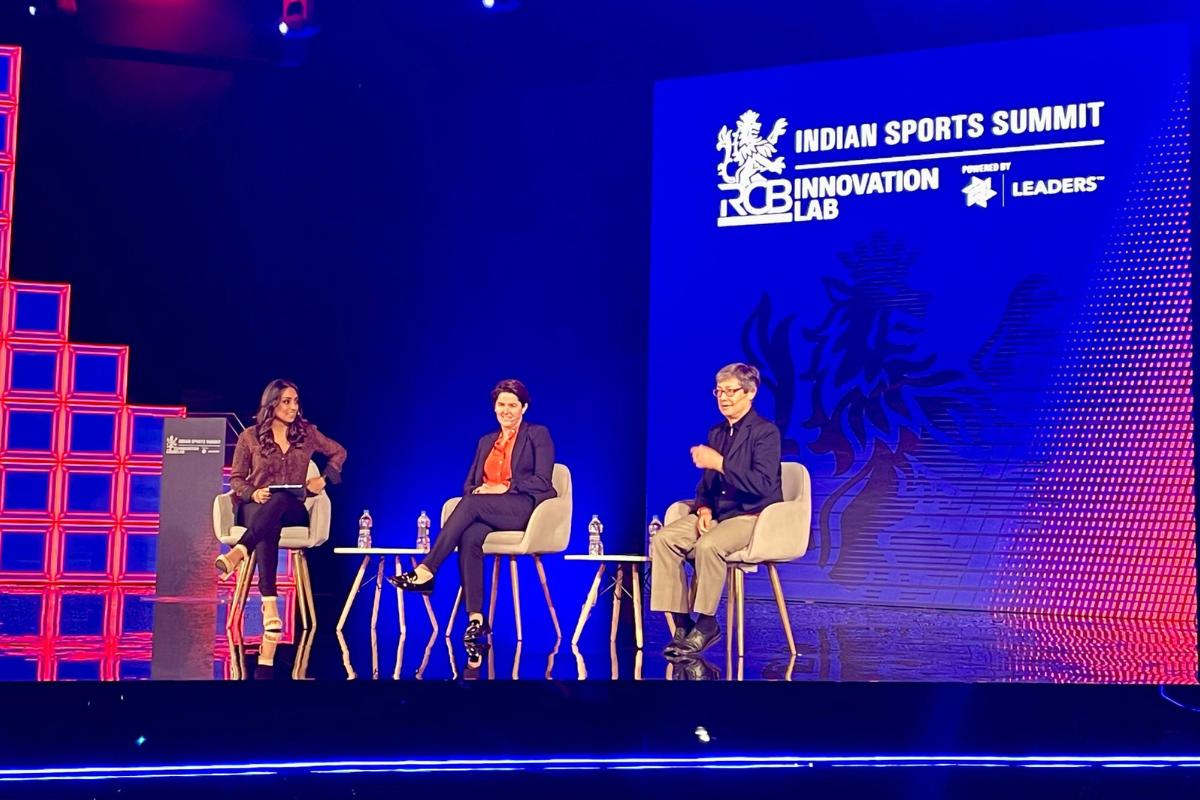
top-left (652, 363), bottom-right (783, 658)
top-left (387, 379), bottom-right (557, 648)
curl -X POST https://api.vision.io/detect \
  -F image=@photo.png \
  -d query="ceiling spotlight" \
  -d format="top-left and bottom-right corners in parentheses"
top-left (28, 5), bottom-right (37, 15)
top-left (482, 0), bottom-right (495, 7)
top-left (278, 21), bottom-right (289, 35)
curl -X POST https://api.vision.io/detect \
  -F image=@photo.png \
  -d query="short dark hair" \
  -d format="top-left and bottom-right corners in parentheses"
top-left (716, 363), bottom-right (761, 392)
top-left (491, 378), bottom-right (530, 406)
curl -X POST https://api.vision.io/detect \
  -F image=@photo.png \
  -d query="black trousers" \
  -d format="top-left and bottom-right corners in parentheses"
top-left (236, 493), bottom-right (309, 597)
top-left (423, 493), bottom-right (534, 614)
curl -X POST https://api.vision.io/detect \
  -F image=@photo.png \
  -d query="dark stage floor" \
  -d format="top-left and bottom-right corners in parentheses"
top-left (1, 583), bottom-right (1198, 798)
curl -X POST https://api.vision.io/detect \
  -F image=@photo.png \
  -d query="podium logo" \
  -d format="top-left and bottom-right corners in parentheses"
top-left (716, 109), bottom-right (792, 226)
top-left (165, 435), bottom-right (184, 455)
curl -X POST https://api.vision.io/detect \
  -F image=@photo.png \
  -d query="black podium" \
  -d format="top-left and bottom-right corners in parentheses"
top-left (151, 417), bottom-right (226, 680)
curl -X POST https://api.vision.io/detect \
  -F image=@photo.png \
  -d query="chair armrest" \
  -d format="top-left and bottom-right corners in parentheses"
top-left (213, 492), bottom-right (235, 540)
top-left (522, 496), bottom-right (572, 554)
top-left (745, 499), bottom-right (811, 563)
top-left (306, 491), bottom-right (332, 547)
top-left (665, 501), bottom-right (692, 526)
top-left (441, 497), bottom-right (462, 527)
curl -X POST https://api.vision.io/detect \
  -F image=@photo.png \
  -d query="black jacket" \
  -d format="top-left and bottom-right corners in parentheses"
top-left (692, 408), bottom-right (782, 521)
top-left (464, 422), bottom-right (558, 506)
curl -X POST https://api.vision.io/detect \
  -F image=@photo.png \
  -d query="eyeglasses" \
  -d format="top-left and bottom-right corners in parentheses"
top-left (713, 386), bottom-right (747, 398)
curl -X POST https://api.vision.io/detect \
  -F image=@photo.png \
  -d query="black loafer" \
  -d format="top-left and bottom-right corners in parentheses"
top-left (464, 618), bottom-right (492, 643)
top-left (385, 571), bottom-right (435, 594)
top-left (671, 624), bottom-right (722, 658)
top-left (662, 625), bottom-right (690, 658)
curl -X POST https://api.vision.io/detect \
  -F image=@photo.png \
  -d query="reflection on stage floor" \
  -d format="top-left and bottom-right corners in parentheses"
top-left (0, 580), bottom-right (1194, 683)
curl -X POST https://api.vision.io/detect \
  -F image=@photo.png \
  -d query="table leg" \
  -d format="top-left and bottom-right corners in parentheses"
top-left (336, 555), bottom-right (371, 632)
top-left (572, 644), bottom-right (587, 680)
top-left (335, 629), bottom-right (356, 680)
top-left (370, 619), bottom-right (379, 679)
top-left (412, 557), bottom-right (439, 635)
top-left (446, 587), bottom-right (462, 637)
top-left (571, 563), bottom-right (606, 645)
top-left (610, 565), bottom-right (624, 643)
top-left (393, 631), bottom-right (406, 681)
top-left (394, 557), bottom-right (407, 639)
top-left (370, 557), bottom-right (384, 630)
top-left (631, 563), bottom-right (644, 650)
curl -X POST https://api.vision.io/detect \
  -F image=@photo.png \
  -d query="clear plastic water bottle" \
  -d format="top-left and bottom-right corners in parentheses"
top-left (416, 510), bottom-right (431, 553)
top-left (357, 509), bottom-right (373, 549)
top-left (647, 515), bottom-right (663, 556)
top-left (587, 514), bottom-right (604, 556)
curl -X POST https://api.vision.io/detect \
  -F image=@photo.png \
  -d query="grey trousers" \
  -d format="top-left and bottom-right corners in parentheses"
top-left (650, 513), bottom-right (756, 617)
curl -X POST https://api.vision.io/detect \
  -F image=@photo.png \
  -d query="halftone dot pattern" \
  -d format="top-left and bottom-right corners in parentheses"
top-left (993, 81), bottom-right (1195, 626)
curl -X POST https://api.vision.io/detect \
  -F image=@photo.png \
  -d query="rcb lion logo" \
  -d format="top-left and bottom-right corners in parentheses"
top-left (717, 109), bottom-right (789, 187)
top-left (716, 109), bottom-right (795, 225)
top-left (165, 435), bottom-right (183, 455)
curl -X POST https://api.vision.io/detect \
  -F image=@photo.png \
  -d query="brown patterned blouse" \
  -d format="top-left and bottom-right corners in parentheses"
top-left (229, 423), bottom-right (347, 504)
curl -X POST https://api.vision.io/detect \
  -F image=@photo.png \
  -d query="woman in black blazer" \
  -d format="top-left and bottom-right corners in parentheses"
top-left (388, 379), bottom-right (556, 643)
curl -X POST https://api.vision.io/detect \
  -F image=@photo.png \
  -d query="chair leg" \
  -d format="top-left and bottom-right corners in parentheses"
top-left (487, 557), bottom-right (500, 629)
top-left (243, 552), bottom-right (258, 612)
top-left (509, 556), bottom-right (523, 641)
top-left (533, 555), bottom-right (562, 641)
top-left (292, 552), bottom-right (309, 630)
top-left (226, 559), bottom-right (249, 632)
top-left (665, 612), bottom-right (675, 636)
top-left (231, 552), bottom-right (257, 633)
top-left (631, 563), bottom-right (644, 650)
top-left (767, 563), bottom-right (796, 655)
top-left (447, 587), bottom-right (463, 637)
top-left (302, 551), bottom-right (316, 633)
top-left (725, 566), bottom-right (734, 670)
top-left (299, 551), bottom-right (318, 629)
top-left (736, 569), bottom-right (745, 659)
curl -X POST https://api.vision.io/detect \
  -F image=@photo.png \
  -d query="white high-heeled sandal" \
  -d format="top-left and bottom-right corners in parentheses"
top-left (261, 596), bottom-right (283, 633)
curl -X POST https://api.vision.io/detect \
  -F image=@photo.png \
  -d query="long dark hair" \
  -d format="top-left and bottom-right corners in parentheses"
top-left (255, 379), bottom-right (308, 452)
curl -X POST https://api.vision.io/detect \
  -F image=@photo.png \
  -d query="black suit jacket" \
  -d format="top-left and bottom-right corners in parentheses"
top-left (464, 422), bottom-right (558, 506)
top-left (692, 408), bottom-right (783, 521)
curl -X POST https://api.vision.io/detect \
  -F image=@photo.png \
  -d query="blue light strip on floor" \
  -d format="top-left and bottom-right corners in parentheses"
top-left (3, 755), bottom-right (1200, 781)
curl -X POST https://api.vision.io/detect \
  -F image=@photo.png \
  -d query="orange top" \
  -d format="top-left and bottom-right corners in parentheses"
top-left (482, 429), bottom-right (517, 487)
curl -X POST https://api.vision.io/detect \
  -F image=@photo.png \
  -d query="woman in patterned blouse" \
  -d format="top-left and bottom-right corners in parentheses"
top-left (216, 379), bottom-right (347, 632)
